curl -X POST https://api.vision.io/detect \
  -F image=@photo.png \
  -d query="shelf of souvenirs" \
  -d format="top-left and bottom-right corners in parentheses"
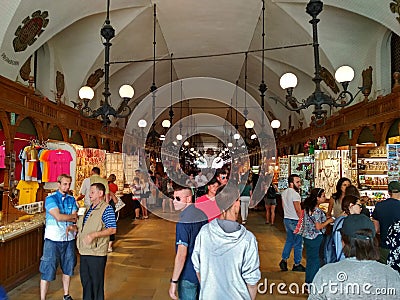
top-left (358, 171), bottom-right (388, 175)
top-left (359, 184), bottom-right (388, 190)
top-left (359, 155), bottom-right (387, 159)
top-left (0, 212), bottom-right (45, 242)
top-left (357, 161), bottom-right (388, 172)
top-left (359, 175), bottom-right (388, 186)
top-left (360, 190), bottom-right (389, 201)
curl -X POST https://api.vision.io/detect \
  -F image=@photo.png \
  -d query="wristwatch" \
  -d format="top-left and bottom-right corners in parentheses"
top-left (170, 279), bottom-right (178, 284)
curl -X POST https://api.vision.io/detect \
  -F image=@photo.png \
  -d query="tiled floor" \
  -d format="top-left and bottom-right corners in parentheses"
top-left (8, 210), bottom-right (308, 299)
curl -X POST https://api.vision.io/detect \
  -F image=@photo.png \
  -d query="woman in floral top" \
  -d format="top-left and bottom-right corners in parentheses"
top-left (301, 188), bottom-right (334, 285)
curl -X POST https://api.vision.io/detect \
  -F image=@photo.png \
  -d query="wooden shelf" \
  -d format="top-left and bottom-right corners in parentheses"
top-left (360, 185), bottom-right (388, 190)
top-left (358, 171), bottom-right (387, 175)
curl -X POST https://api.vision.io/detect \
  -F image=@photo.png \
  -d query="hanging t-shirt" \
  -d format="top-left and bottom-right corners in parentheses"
top-left (39, 149), bottom-right (51, 182)
top-left (47, 150), bottom-right (73, 182)
top-left (19, 146), bottom-right (38, 181)
top-left (16, 180), bottom-right (39, 204)
top-left (0, 145), bottom-right (5, 168)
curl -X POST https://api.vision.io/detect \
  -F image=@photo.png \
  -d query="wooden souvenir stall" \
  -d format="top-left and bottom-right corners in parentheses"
top-left (0, 118), bottom-right (45, 291)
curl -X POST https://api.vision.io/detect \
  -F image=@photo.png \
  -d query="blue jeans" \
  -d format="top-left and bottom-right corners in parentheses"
top-left (282, 218), bottom-right (303, 265)
top-left (40, 239), bottom-right (76, 281)
top-left (303, 234), bottom-right (323, 284)
top-left (178, 279), bottom-right (199, 300)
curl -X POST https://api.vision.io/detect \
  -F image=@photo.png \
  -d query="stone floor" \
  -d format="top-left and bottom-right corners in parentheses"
top-left (8, 209), bottom-right (308, 299)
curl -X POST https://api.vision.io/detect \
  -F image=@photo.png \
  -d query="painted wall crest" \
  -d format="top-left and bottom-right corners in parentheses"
top-left (13, 10), bottom-right (49, 52)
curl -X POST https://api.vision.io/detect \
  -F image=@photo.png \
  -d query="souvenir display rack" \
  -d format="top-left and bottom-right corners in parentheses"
top-left (277, 157), bottom-right (289, 190)
top-left (124, 154), bottom-right (139, 188)
top-left (289, 155), bottom-right (314, 200)
top-left (357, 146), bottom-right (388, 200)
top-left (387, 144), bottom-right (400, 183)
top-left (105, 153), bottom-right (124, 193)
top-left (314, 150), bottom-right (341, 199)
top-left (74, 147), bottom-right (106, 195)
top-left (341, 148), bottom-right (358, 184)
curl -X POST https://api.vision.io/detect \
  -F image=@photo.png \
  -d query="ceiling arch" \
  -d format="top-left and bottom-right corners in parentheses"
top-left (0, 0), bottom-right (397, 131)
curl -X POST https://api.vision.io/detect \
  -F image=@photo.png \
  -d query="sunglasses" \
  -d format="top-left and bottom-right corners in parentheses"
top-left (221, 176), bottom-right (227, 180)
top-left (174, 196), bottom-right (181, 202)
top-left (356, 203), bottom-right (363, 208)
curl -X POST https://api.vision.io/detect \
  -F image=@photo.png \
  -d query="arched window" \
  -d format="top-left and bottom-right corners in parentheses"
top-left (391, 32), bottom-right (400, 85)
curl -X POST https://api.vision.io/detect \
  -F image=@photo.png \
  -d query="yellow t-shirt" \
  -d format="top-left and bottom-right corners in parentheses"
top-left (16, 180), bottom-right (39, 204)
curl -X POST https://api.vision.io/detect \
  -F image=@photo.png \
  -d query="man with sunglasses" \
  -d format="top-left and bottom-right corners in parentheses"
top-left (216, 169), bottom-right (228, 186)
top-left (169, 185), bottom-right (207, 300)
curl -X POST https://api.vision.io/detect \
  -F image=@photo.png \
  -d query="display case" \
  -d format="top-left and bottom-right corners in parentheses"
top-left (0, 212), bottom-right (45, 290)
top-left (357, 146), bottom-right (389, 200)
top-left (0, 213), bottom-right (45, 242)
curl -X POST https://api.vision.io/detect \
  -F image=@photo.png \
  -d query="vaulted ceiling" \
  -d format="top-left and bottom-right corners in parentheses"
top-left (1, 0), bottom-right (398, 136)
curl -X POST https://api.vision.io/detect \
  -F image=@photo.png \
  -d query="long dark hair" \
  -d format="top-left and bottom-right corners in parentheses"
top-left (332, 177), bottom-right (351, 202)
top-left (302, 188), bottom-right (324, 214)
top-left (341, 195), bottom-right (358, 215)
top-left (342, 229), bottom-right (380, 260)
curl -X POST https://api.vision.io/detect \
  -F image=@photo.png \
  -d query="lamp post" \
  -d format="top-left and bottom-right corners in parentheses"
top-left (277, 0), bottom-right (363, 126)
top-left (78, 0), bottom-right (134, 131)
top-left (138, 119), bottom-right (147, 167)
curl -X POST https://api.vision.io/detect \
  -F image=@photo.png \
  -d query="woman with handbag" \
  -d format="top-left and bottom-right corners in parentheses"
top-left (298, 188), bottom-right (334, 286)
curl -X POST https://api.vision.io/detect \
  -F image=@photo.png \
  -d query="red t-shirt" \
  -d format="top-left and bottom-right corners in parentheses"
top-left (108, 182), bottom-right (118, 194)
top-left (195, 194), bottom-right (220, 222)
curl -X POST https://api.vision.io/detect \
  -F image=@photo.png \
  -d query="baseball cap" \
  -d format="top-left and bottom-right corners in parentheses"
top-left (340, 214), bottom-right (376, 240)
top-left (388, 181), bottom-right (400, 193)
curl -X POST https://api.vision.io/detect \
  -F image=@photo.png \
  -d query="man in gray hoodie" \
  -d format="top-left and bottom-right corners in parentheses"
top-left (191, 183), bottom-right (261, 300)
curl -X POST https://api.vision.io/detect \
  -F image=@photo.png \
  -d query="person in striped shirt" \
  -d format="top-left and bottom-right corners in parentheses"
top-left (69, 183), bottom-right (116, 300)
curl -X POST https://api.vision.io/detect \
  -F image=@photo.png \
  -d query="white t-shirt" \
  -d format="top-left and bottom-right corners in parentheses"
top-left (281, 187), bottom-right (301, 220)
top-left (195, 175), bottom-right (208, 187)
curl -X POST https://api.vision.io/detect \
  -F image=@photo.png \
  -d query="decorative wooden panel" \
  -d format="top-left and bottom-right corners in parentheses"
top-left (0, 226), bottom-right (44, 291)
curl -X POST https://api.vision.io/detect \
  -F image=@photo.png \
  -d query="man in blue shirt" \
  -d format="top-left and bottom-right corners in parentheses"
top-left (372, 181), bottom-right (400, 263)
top-left (40, 174), bottom-right (78, 300)
top-left (169, 185), bottom-right (207, 300)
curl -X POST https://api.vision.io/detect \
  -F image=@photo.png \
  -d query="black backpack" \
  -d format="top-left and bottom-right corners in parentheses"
top-left (266, 185), bottom-right (276, 199)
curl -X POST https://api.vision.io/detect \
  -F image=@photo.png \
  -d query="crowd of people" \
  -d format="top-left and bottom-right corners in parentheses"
top-left (280, 173), bottom-right (400, 298)
top-left (33, 164), bottom-right (400, 300)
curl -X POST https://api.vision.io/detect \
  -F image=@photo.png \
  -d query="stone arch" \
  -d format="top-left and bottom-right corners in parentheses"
top-left (357, 126), bottom-right (377, 144)
top-left (336, 132), bottom-right (351, 147)
top-left (70, 131), bottom-right (84, 146)
top-left (48, 125), bottom-right (64, 141)
top-left (87, 135), bottom-right (98, 148)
